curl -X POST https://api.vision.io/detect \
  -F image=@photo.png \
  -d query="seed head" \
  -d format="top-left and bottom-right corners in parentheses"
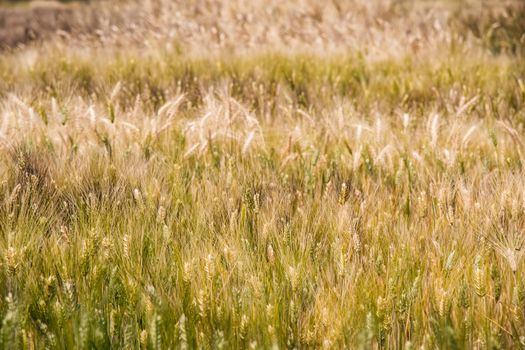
top-left (133, 188), bottom-right (144, 207)
top-left (156, 206), bottom-right (166, 223)
top-left (5, 247), bottom-right (18, 275)
top-left (339, 182), bottom-right (349, 205)
top-left (474, 266), bottom-right (486, 297)
top-left (266, 243), bottom-right (275, 264)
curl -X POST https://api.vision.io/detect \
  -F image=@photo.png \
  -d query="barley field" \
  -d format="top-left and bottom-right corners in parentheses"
top-left (0, 0), bottom-right (524, 349)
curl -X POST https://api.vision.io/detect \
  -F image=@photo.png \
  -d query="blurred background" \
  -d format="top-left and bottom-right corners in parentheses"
top-left (0, 0), bottom-right (523, 56)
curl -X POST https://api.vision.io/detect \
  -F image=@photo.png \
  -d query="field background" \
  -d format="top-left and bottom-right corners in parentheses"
top-left (0, 0), bottom-right (524, 349)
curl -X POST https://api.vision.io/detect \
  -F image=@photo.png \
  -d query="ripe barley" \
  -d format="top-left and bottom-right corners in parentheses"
top-left (458, 281), bottom-right (470, 309)
top-left (150, 314), bottom-right (162, 350)
top-left (266, 243), bottom-right (275, 265)
top-left (339, 182), bottom-right (349, 205)
top-left (512, 287), bottom-right (521, 321)
top-left (156, 206), bottom-right (166, 223)
top-left (79, 313), bottom-right (89, 349)
top-left (139, 330), bottom-right (148, 350)
top-left (197, 289), bottom-right (208, 319)
top-left (5, 247), bottom-right (18, 276)
top-left (122, 234), bottom-right (131, 260)
top-left (133, 188), bottom-right (144, 207)
top-left (204, 254), bottom-right (214, 281)
top-left (109, 308), bottom-right (117, 341)
top-left (474, 266), bottom-right (486, 297)
top-left (88, 192), bottom-right (96, 209)
top-left (351, 219), bottom-right (362, 255)
top-left (239, 314), bottom-right (248, 340)
top-left (178, 314), bottom-right (188, 350)
top-left (253, 192), bottom-right (260, 214)
top-left (101, 236), bottom-right (114, 260)
top-left (7, 184), bottom-right (22, 206)
top-left (123, 323), bottom-right (133, 349)
top-left (162, 224), bottom-right (170, 241)
top-left (376, 296), bottom-right (392, 333)
top-left (438, 289), bottom-right (449, 317)
top-left (430, 114), bottom-right (440, 148)
top-left (183, 262), bottom-right (192, 285)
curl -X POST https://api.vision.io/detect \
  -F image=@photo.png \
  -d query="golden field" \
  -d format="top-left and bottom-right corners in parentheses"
top-left (0, 0), bottom-right (524, 348)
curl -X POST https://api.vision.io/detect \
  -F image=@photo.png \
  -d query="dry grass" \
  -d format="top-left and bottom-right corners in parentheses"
top-left (0, 0), bottom-right (524, 348)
